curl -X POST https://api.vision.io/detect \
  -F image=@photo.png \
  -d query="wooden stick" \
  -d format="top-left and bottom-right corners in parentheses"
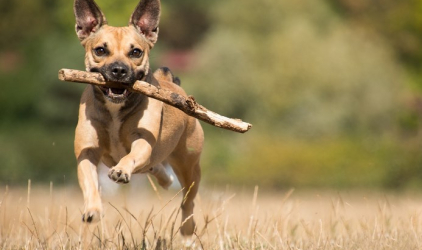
top-left (58, 69), bottom-right (252, 133)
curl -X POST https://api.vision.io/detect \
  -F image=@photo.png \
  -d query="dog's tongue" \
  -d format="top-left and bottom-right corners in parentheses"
top-left (110, 88), bottom-right (125, 95)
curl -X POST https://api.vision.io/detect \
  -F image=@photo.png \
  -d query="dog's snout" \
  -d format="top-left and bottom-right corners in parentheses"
top-left (111, 65), bottom-right (128, 79)
top-left (104, 62), bottom-right (135, 83)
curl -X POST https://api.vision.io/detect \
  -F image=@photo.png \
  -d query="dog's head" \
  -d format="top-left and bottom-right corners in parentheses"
top-left (74, 0), bottom-right (160, 103)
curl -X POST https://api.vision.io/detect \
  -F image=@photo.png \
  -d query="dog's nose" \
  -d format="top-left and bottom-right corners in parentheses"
top-left (111, 65), bottom-right (128, 79)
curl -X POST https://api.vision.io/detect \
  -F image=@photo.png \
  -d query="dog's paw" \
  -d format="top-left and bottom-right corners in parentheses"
top-left (181, 235), bottom-right (195, 248)
top-left (82, 208), bottom-right (101, 223)
top-left (108, 168), bottom-right (130, 183)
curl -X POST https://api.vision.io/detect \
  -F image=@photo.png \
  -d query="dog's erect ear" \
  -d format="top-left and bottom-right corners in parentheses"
top-left (129, 0), bottom-right (161, 45)
top-left (74, 0), bottom-right (107, 41)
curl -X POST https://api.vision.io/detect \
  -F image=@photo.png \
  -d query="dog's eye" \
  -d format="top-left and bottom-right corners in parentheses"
top-left (129, 48), bottom-right (143, 58)
top-left (94, 47), bottom-right (107, 57)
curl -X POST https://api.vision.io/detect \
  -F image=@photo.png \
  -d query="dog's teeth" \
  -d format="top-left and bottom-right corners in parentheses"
top-left (103, 87), bottom-right (129, 103)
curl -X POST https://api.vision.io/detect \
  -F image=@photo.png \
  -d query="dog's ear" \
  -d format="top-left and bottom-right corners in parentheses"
top-left (129, 0), bottom-right (161, 45)
top-left (74, 0), bottom-right (107, 41)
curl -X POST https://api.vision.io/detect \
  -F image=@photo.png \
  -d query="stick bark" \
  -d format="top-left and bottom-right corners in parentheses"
top-left (58, 69), bottom-right (252, 133)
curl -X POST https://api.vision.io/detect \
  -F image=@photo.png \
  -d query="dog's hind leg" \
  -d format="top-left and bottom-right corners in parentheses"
top-left (169, 121), bottom-right (203, 236)
top-left (171, 161), bottom-right (201, 236)
top-left (171, 116), bottom-right (204, 236)
top-left (149, 163), bottom-right (173, 190)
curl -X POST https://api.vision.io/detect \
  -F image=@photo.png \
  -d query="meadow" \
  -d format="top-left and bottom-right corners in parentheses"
top-left (2, 1), bottom-right (422, 249)
top-left (1, 179), bottom-right (422, 249)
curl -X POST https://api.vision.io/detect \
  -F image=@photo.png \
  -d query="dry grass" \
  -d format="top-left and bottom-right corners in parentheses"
top-left (1, 181), bottom-right (422, 249)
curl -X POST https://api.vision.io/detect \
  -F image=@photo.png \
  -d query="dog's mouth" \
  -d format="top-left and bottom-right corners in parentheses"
top-left (89, 67), bottom-right (147, 103)
top-left (99, 86), bottom-right (131, 103)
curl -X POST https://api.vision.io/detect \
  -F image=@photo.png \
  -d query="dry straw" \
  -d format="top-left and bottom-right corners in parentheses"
top-left (0, 180), bottom-right (422, 249)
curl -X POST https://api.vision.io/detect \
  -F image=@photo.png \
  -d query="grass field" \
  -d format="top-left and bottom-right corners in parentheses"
top-left (1, 180), bottom-right (422, 249)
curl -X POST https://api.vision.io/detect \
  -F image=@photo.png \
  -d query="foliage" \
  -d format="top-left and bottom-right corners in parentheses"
top-left (328, 0), bottom-right (422, 83)
top-left (0, 0), bottom-right (422, 188)
top-left (187, 0), bottom-right (404, 136)
top-left (184, 0), bottom-right (422, 189)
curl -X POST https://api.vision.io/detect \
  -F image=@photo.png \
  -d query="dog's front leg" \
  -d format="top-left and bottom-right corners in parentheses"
top-left (77, 148), bottom-right (103, 223)
top-left (108, 137), bottom-right (155, 183)
top-left (108, 98), bottom-right (163, 184)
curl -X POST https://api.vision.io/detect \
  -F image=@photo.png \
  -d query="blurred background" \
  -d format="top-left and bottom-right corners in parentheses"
top-left (1, 0), bottom-right (422, 190)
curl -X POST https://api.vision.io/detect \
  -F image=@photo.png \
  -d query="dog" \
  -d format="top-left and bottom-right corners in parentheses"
top-left (73, 0), bottom-right (204, 236)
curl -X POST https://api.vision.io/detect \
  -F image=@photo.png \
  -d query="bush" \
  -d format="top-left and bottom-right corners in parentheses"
top-left (183, 0), bottom-right (419, 188)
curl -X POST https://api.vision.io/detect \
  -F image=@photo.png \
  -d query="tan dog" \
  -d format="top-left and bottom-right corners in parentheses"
top-left (73, 0), bottom-right (203, 236)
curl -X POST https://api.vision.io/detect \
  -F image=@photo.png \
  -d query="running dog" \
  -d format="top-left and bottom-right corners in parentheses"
top-left (73, 0), bottom-right (203, 236)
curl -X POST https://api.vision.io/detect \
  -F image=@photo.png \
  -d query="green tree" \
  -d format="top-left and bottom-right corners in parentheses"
top-left (183, 0), bottom-right (420, 188)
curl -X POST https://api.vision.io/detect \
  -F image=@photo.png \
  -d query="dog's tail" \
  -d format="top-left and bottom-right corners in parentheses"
top-left (154, 67), bottom-right (181, 86)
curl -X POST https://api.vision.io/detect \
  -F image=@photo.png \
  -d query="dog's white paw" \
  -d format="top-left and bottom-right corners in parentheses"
top-left (182, 235), bottom-right (196, 248)
top-left (108, 168), bottom-right (130, 184)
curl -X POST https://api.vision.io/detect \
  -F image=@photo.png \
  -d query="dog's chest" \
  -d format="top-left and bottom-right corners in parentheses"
top-left (105, 102), bottom-right (128, 164)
